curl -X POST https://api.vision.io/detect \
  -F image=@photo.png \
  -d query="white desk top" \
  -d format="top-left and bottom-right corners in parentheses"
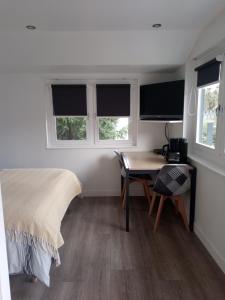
top-left (122, 152), bottom-right (166, 171)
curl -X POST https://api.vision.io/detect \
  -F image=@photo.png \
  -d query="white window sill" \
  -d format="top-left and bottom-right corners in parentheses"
top-left (195, 142), bottom-right (215, 150)
top-left (46, 142), bottom-right (137, 149)
top-left (188, 153), bottom-right (225, 177)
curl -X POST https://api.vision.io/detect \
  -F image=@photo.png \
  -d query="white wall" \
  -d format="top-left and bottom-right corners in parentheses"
top-left (0, 72), bottom-right (182, 196)
top-left (184, 10), bottom-right (225, 272)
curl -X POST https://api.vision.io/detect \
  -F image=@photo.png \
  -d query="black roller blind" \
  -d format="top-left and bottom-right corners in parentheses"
top-left (96, 84), bottom-right (130, 116)
top-left (195, 59), bottom-right (221, 87)
top-left (52, 84), bottom-right (87, 116)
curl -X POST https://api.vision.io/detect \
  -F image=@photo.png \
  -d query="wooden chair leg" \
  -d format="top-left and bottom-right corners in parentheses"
top-left (148, 192), bottom-right (157, 216)
top-left (177, 197), bottom-right (189, 231)
top-left (174, 199), bottom-right (179, 215)
top-left (142, 182), bottom-right (147, 198)
top-left (154, 195), bottom-right (166, 232)
top-left (143, 181), bottom-right (152, 206)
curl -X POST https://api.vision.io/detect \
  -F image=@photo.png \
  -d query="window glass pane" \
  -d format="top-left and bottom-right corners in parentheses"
top-left (196, 83), bottom-right (219, 148)
top-left (98, 117), bottom-right (129, 140)
top-left (56, 117), bottom-right (87, 140)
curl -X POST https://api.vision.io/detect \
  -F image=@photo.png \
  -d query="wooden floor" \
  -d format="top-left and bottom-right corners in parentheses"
top-left (10, 196), bottom-right (225, 300)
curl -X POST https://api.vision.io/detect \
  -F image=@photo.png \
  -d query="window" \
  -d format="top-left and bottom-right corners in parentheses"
top-left (196, 82), bottom-right (219, 148)
top-left (194, 56), bottom-right (225, 164)
top-left (51, 84), bottom-right (88, 142)
top-left (46, 80), bottom-right (137, 148)
top-left (96, 84), bottom-right (131, 144)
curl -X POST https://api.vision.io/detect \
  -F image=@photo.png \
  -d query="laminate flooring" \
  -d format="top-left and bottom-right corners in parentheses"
top-left (10, 197), bottom-right (225, 300)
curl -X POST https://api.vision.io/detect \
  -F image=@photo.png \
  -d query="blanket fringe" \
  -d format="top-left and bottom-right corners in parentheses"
top-left (6, 229), bottom-right (60, 266)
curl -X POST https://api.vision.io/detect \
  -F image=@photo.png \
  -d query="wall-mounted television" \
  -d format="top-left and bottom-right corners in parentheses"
top-left (140, 80), bottom-right (185, 121)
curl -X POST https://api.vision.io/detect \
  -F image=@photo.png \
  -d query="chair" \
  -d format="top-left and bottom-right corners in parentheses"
top-left (148, 164), bottom-right (190, 232)
top-left (114, 151), bottom-right (152, 208)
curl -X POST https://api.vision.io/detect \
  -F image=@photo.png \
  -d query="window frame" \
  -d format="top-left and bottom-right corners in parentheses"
top-left (216, 62), bottom-right (225, 160)
top-left (195, 81), bottom-right (220, 149)
top-left (93, 82), bottom-right (137, 147)
top-left (46, 79), bottom-right (138, 149)
top-left (46, 80), bottom-right (92, 148)
top-left (193, 54), bottom-right (225, 166)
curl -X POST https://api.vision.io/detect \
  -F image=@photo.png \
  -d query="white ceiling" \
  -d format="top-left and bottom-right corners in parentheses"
top-left (0, 0), bottom-right (224, 31)
top-left (0, 1), bottom-right (224, 73)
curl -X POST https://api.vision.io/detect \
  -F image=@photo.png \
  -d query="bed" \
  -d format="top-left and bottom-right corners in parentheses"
top-left (0, 168), bottom-right (81, 286)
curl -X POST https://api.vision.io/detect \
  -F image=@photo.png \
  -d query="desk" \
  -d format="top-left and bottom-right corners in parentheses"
top-left (121, 151), bottom-right (197, 232)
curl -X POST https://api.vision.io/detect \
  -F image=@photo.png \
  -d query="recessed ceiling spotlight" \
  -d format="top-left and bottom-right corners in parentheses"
top-left (152, 23), bottom-right (162, 28)
top-left (26, 25), bottom-right (36, 30)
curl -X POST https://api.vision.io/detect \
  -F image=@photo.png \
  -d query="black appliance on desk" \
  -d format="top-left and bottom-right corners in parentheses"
top-left (162, 138), bottom-right (188, 163)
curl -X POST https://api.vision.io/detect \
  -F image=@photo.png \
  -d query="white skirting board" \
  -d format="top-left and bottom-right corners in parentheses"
top-left (195, 223), bottom-right (225, 274)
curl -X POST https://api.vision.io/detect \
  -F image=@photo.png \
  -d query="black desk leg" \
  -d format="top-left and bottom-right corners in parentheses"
top-left (189, 167), bottom-right (197, 231)
top-left (125, 174), bottom-right (130, 232)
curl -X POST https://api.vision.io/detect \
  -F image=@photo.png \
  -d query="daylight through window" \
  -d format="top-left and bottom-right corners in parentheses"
top-left (196, 83), bottom-right (220, 148)
top-left (195, 58), bottom-right (222, 151)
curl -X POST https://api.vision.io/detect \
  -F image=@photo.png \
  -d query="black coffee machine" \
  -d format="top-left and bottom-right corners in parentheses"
top-left (162, 138), bottom-right (188, 163)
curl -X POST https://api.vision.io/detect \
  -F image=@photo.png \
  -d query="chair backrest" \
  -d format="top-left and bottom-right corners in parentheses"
top-left (153, 164), bottom-right (190, 196)
top-left (114, 151), bottom-right (126, 177)
top-left (114, 151), bottom-right (123, 168)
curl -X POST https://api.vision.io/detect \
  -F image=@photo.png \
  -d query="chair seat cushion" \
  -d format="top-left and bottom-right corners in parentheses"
top-left (153, 166), bottom-right (190, 196)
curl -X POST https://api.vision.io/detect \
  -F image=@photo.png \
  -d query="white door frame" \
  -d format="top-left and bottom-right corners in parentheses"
top-left (0, 185), bottom-right (11, 300)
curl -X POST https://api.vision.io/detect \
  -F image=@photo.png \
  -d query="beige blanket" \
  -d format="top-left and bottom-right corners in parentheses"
top-left (0, 168), bottom-right (81, 261)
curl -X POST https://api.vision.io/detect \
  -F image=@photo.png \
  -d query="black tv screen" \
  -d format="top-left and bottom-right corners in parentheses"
top-left (140, 80), bottom-right (185, 121)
